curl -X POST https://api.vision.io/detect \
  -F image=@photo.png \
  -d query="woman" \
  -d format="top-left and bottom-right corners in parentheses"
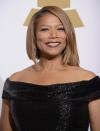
top-left (0, 6), bottom-right (100, 131)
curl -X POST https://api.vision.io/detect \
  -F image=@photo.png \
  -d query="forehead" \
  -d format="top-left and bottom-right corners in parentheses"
top-left (36, 13), bottom-right (63, 26)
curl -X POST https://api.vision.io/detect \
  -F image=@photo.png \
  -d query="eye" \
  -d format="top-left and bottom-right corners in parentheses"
top-left (57, 27), bottom-right (65, 31)
top-left (40, 28), bottom-right (49, 31)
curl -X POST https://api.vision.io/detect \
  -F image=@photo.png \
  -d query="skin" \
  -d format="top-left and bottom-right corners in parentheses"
top-left (35, 13), bottom-right (67, 60)
top-left (0, 13), bottom-right (100, 131)
top-left (33, 13), bottom-right (74, 74)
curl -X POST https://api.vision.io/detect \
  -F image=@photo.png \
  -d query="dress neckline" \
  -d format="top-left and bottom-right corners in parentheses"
top-left (6, 76), bottom-right (99, 88)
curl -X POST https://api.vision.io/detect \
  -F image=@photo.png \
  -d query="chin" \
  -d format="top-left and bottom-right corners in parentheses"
top-left (44, 52), bottom-right (62, 59)
top-left (40, 49), bottom-right (64, 59)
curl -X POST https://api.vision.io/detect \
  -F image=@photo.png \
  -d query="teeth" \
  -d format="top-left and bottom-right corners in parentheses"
top-left (47, 42), bottom-right (60, 47)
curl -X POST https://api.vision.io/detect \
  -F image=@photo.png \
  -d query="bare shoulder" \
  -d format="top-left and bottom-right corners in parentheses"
top-left (73, 66), bottom-right (96, 80)
top-left (9, 65), bottom-right (33, 81)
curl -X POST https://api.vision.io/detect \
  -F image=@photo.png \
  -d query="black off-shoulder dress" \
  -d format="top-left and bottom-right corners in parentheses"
top-left (2, 76), bottom-right (100, 131)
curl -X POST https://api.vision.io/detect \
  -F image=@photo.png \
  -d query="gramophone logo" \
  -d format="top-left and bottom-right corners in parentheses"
top-left (24, 0), bottom-right (83, 28)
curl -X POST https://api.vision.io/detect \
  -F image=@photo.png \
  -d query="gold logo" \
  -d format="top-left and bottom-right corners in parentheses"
top-left (24, 0), bottom-right (84, 28)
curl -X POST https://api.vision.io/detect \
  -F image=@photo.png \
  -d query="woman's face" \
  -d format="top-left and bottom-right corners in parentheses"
top-left (35, 13), bottom-right (67, 59)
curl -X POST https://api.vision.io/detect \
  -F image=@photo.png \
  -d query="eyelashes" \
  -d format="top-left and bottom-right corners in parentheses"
top-left (40, 27), bottom-right (65, 31)
top-left (40, 28), bottom-right (48, 31)
top-left (57, 27), bottom-right (65, 31)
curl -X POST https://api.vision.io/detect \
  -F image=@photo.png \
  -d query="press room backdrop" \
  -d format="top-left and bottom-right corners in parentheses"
top-left (0, 0), bottom-right (100, 128)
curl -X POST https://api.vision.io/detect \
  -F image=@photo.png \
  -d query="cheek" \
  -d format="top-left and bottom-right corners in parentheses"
top-left (58, 33), bottom-right (66, 41)
top-left (36, 32), bottom-right (48, 41)
top-left (63, 36), bottom-right (66, 41)
top-left (62, 36), bottom-right (67, 44)
top-left (36, 33), bottom-right (47, 49)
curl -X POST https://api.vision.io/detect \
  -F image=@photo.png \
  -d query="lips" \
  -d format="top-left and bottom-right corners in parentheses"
top-left (46, 42), bottom-right (61, 47)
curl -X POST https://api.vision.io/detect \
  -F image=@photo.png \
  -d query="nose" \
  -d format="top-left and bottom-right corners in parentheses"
top-left (49, 28), bottom-right (57, 38)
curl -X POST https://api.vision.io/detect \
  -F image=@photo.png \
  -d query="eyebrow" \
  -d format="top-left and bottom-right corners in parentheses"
top-left (39, 24), bottom-right (64, 27)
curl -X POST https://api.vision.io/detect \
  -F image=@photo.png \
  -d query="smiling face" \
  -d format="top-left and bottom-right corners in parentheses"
top-left (35, 13), bottom-right (67, 59)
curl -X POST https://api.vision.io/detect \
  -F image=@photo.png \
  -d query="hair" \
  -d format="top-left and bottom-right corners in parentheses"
top-left (26, 6), bottom-right (80, 66)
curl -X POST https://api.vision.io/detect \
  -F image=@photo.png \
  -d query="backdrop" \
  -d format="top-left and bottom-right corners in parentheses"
top-left (0, 1), bottom-right (100, 130)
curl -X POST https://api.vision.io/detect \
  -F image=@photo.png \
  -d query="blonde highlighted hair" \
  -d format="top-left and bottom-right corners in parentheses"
top-left (26, 6), bottom-right (80, 66)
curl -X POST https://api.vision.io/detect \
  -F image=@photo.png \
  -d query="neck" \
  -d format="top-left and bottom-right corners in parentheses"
top-left (35, 56), bottom-right (67, 71)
